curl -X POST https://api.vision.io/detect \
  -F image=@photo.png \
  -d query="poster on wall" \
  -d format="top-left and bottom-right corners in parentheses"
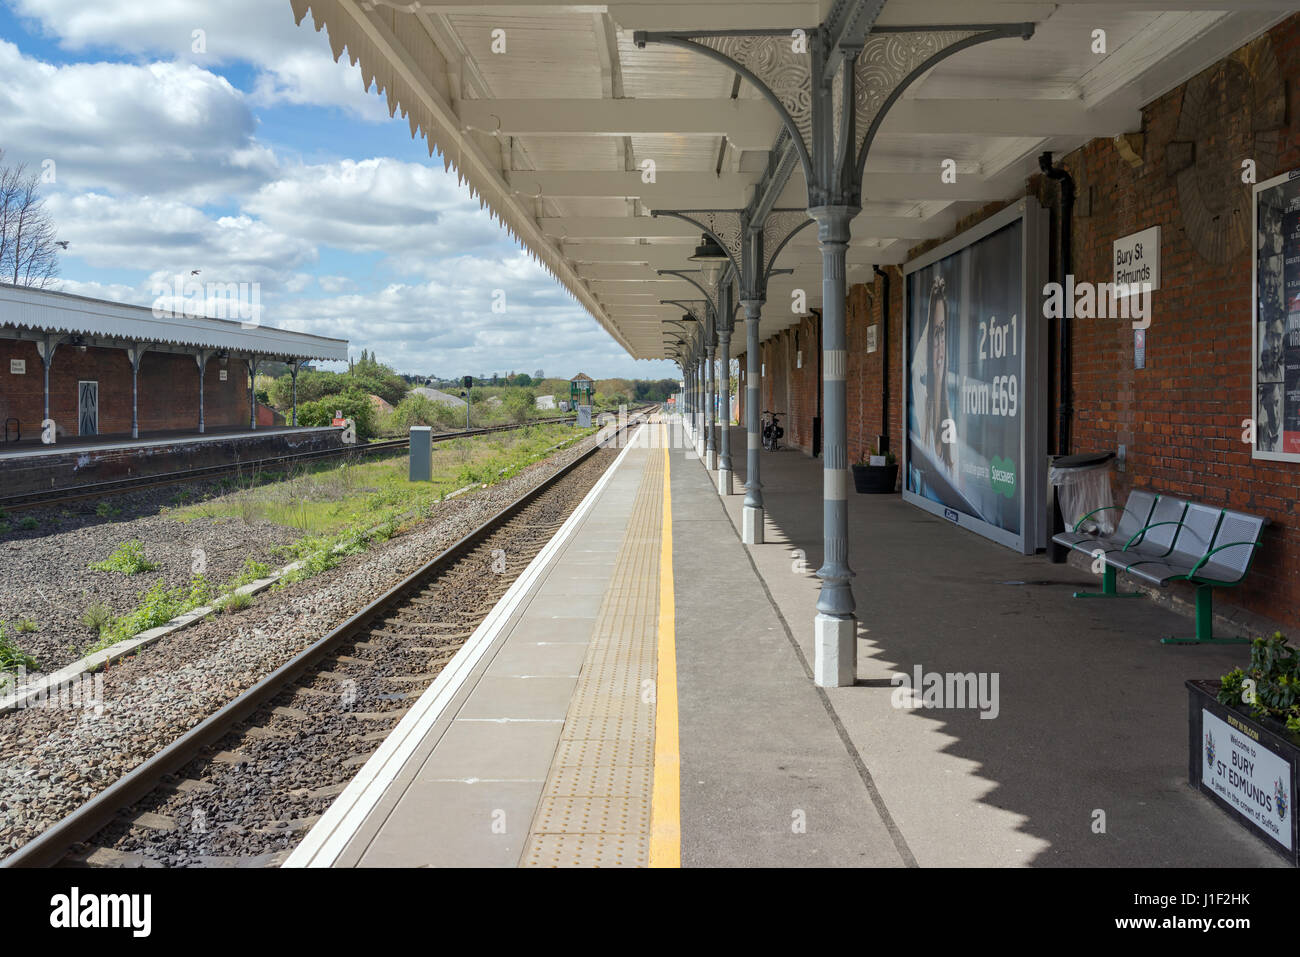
top-left (903, 200), bottom-right (1047, 554)
top-left (1253, 168), bottom-right (1300, 461)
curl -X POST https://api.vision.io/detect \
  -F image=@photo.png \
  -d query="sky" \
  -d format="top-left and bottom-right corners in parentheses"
top-left (0, 0), bottom-right (677, 381)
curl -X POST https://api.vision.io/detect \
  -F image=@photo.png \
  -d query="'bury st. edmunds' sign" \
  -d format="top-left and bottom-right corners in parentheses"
top-left (1113, 226), bottom-right (1160, 294)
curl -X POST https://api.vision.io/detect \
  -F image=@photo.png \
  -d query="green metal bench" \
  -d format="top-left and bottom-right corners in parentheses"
top-left (1053, 492), bottom-right (1267, 645)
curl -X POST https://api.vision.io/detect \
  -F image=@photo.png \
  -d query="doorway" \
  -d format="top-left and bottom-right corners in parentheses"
top-left (78, 380), bottom-right (99, 436)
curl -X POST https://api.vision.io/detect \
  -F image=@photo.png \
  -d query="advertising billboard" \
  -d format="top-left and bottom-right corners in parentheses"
top-left (1253, 168), bottom-right (1300, 461)
top-left (903, 199), bottom-right (1048, 554)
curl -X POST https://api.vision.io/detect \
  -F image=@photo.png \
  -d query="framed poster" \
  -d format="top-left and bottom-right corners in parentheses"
top-left (1253, 168), bottom-right (1300, 461)
top-left (902, 199), bottom-right (1049, 554)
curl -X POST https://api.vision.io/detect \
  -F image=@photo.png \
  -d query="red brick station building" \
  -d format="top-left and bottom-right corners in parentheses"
top-left (738, 18), bottom-right (1300, 640)
top-left (0, 283), bottom-right (347, 444)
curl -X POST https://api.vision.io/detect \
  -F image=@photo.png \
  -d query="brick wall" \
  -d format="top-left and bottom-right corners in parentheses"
top-left (747, 15), bottom-right (1300, 632)
top-left (1058, 18), bottom-right (1300, 630)
top-left (0, 340), bottom-right (250, 438)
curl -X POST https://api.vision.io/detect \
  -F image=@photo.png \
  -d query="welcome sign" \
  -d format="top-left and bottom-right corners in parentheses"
top-left (1202, 709), bottom-right (1293, 852)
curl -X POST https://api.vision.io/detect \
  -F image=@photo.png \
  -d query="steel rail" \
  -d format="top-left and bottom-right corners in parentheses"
top-left (0, 411), bottom-right (651, 868)
top-left (0, 416), bottom-right (590, 511)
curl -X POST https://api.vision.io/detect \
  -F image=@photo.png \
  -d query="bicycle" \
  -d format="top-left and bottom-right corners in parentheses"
top-left (761, 410), bottom-right (784, 452)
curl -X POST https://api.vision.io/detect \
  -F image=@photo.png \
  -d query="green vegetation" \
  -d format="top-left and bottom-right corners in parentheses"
top-left (175, 422), bottom-right (592, 537)
top-left (14, 618), bottom-right (38, 634)
top-left (89, 540), bottom-right (159, 575)
top-left (94, 502), bottom-right (122, 519)
top-left (387, 393), bottom-right (464, 431)
top-left (296, 392), bottom-right (378, 440)
top-left (81, 602), bottom-right (113, 634)
top-left (0, 622), bottom-right (38, 676)
top-left (216, 590), bottom-right (253, 614)
top-left (87, 577), bottom-right (215, 652)
top-left (270, 352), bottom-right (410, 409)
top-left (1220, 632), bottom-right (1300, 736)
top-left (230, 557), bottom-right (272, 589)
top-left (273, 527), bottom-right (373, 588)
top-left (18, 516), bottom-right (38, 531)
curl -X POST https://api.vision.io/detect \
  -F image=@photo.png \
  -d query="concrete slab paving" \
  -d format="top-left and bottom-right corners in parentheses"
top-left (669, 420), bottom-right (907, 867)
top-left (331, 437), bottom-right (655, 867)
top-left (721, 425), bottom-right (1283, 868)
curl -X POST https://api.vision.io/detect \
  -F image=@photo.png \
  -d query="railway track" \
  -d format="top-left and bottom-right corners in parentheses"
top-left (0, 416), bottom-right (587, 512)
top-left (0, 413), bottom-right (648, 868)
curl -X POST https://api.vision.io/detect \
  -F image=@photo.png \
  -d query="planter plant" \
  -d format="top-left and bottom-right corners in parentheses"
top-left (851, 447), bottom-right (898, 494)
top-left (1186, 632), bottom-right (1300, 865)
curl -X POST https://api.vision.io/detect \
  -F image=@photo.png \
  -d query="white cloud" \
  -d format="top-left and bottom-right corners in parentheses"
top-left (44, 191), bottom-right (316, 286)
top-left (0, 40), bottom-right (276, 201)
top-left (0, 8), bottom-right (677, 380)
top-left (10, 0), bottom-right (392, 119)
top-left (317, 275), bottom-right (355, 293)
top-left (245, 158), bottom-right (507, 259)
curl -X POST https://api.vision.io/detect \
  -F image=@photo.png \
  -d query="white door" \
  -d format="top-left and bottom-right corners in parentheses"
top-left (78, 380), bottom-right (99, 436)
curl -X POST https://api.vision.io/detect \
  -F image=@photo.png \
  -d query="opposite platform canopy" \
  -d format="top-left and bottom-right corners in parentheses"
top-left (0, 283), bottom-right (350, 362)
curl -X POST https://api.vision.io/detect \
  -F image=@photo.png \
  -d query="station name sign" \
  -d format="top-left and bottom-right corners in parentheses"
top-left (1113, 226), bottom-right (1160, 294)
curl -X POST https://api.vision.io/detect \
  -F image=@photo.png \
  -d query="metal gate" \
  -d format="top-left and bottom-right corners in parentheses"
top-left (78, 380), bottom-right (98, 436)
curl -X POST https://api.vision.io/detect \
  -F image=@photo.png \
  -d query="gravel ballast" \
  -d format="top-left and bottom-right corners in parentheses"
top-left (0, 430), bottom-right (615, 859)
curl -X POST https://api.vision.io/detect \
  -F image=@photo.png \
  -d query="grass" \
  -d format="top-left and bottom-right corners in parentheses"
top-left (230, 557), bottom-right (272, 588)
top-left (0, 622), bottom-right (38, 676)
top-left (14, 618), bottom-right (38, 634)
top-left (174, 422), bottom-right (594, 537)
top-left (67, 424), bottom-right (597, 652)
top-left (216, 590), bottom-right (253, 614)
top-left (89, 540), bottom-right (159, 575)
top-left (85, 577), bottom-right (214, 653)
top-left (95, 502), bottom-right (122, 519)
top-left (81, 603), bottom-right (113, 634)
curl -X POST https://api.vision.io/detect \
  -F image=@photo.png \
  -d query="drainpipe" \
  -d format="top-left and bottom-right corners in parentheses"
top-left (874, 265), bottom-right (890, 455)
top-left (1039, 151), bottom-right (1075, 456)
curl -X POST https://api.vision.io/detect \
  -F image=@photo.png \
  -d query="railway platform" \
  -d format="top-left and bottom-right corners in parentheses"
top-left (0, 425), bottom-right (345, 500)
top-left (286, 417), bottom-right (1283, 868)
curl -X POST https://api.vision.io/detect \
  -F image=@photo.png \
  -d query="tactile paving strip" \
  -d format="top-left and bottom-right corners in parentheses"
top-left (522, 441), bottom-right (664, 867)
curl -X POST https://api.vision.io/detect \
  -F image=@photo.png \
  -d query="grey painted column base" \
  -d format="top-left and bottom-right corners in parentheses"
top-left (742, 505), bottom-right (764, 545)
top-left (814, 613), bottom-right (857, 688)
top-left (717, 467), bottom-right (733, 496)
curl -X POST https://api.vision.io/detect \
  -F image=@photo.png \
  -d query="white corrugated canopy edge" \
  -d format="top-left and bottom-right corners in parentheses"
top-left (0, 283), bottom-right (350, 361)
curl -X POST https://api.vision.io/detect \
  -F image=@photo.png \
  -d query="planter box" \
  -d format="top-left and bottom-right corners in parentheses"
top-left (852, 463), bottom-right (898, 494)
top-left (1187, 679), bottom-right (1298, 865)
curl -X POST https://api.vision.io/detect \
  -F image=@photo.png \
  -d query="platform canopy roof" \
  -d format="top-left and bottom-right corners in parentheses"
top-left (0, 283), bottom-right (350, 362)
top-left (288, 0), bottom-right (1293, 361)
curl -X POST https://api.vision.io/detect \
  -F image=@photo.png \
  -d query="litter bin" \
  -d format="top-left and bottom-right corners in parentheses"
top-left (1048, 451), bottom-right (1116, 562)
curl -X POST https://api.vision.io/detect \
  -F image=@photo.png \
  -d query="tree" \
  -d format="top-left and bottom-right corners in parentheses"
top-left (534, 369), bottom-right (544, 380)
top-left (0, 151), bottom-right (60, 289)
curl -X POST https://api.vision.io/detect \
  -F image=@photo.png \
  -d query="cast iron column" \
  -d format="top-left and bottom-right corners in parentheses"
top-left (696, 357), bottom-right (706, 458)
top-left (196, 352), bottom-right (209, 434)
top-left (810, 205), bottom-right (857, 687)
top-left (741, 301), bottom-right (764, 544)
top-left (248, 355), bottom-right (259, 430)
top-left (705, 335), bottom-right (717, 470)
top-left (717, 324), bottom-right (734, 494)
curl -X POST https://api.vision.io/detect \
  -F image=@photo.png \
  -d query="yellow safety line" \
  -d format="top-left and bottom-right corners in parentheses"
top-left (650, 420), bottom-right (681, 868)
